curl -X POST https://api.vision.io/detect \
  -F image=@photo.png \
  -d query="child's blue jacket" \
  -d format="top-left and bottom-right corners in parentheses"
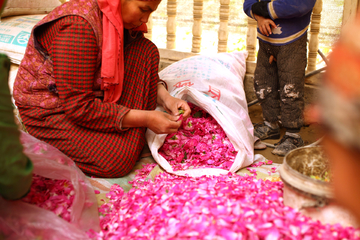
top-left (243, 0), bottom-right (317, 46)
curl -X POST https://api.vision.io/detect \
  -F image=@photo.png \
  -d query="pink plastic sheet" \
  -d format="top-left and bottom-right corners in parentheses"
top-left (0, 131), bottom-right (100, 240)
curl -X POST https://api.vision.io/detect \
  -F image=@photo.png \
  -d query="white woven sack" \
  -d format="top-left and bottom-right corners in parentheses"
top-left (1, 0), bottom-right (61, 18)
top-left (159, 51), bottom-right (249, 116)
top-left (147, 51), bottom-right (254, 177)
top-left (146, 87), bottom-right (255, 177)
top-left (0, 14), bottom-right (46, 64)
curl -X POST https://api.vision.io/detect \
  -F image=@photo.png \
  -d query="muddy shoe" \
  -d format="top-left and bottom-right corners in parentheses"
top-left (272, 134), bottom-right (304, 156)
top-left (254, 122), bottom-right (280, 140)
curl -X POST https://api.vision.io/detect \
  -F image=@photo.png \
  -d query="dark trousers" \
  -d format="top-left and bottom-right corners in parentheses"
top-left (254, 34), bottom-right (307, 129)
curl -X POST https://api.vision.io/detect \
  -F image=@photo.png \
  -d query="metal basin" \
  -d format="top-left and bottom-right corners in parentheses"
top-left (279, 146), bottom-right (358, 227)
top-left (279, 146), bottom-right (333, 201)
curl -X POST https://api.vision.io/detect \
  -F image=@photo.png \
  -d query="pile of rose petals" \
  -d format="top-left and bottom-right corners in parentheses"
top-left (159, 102), bottom-right (237, 171)
top-left (90, 103), bottom-right (360, 239)
top-left (94, 165), bottom-right (360, 240)
top-left (21, 174), bottom-right (75, 222)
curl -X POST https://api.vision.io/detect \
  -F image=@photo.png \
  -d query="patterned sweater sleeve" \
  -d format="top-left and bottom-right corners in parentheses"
top-left (244, 0), bottom-right (316, 20)
top-left (243, 0), bottom-right (259, 19)
top-left (37, 16), bottom-right (129, 132)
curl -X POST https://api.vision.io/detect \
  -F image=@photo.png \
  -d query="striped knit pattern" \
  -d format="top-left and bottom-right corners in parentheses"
top-left (19, 16), bottom-right (159, 177)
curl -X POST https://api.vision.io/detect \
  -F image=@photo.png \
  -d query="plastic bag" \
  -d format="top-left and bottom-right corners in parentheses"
top-left (146, 51), bottom-right (255, 177)
top-left (0, 131), bottom-right (100, 240)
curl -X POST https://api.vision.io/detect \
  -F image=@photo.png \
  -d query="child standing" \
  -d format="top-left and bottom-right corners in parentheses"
top-left (243, 0), bottom-right (316, 156)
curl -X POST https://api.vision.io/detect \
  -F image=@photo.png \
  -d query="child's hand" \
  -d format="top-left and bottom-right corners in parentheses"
top-left (254, 14), bottom-right (277, 36)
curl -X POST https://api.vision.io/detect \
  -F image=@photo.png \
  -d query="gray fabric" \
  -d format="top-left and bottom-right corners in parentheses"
top-left (254, 34), bottom-right (307, 129)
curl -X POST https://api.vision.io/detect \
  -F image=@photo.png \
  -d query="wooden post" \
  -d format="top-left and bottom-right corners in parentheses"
top-left (245, 17), bottom-right (257, 75)
top-left (307, 0), bottom-right (323, 74)
top-left (166, 0), bottom-right (177, 49)
top-left (218, 0), bottom-right (230, 53)
top-left (244, 17), bottom-right (258, 102)
top-left (144, 16), bottom-right (153, 40)
top-left (191, 0), bottom-right (203, 53)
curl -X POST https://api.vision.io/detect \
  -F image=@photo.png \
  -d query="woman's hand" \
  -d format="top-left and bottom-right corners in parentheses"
top-left (254, 14), bottom-right (277, 36)
top-left (121, 109), bottom-right (183, 134)
top-left (157, 83), bottom-right (191, 120)
top-left (146, 111), bottom-right (183, 134)
top-left (162, 95), bottom-right (191, 121)
top-left (121, 84), bottom-right (191, 134)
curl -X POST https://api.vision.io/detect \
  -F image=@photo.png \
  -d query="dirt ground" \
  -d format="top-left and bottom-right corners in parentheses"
top-left (248, 103), bottom-right (321, 164)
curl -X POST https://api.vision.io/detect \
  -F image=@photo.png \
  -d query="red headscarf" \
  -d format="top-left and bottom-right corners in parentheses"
top-left (97, 0), bottom-right (155, 103)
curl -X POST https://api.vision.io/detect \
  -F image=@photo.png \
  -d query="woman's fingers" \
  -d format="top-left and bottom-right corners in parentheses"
top-left (149, 111), bottom-right (182, 134)
top-left (178, 102), bottom-right (191, 120)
